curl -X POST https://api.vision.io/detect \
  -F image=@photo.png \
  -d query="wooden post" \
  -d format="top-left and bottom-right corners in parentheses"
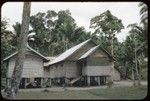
top-left (49, 78), bottom-right (51, 87)
top-left (41, 78), bottom-right (43, 88)
top-left (87, 76), bottom-right (90, 86)
top-left (43, 78), bottom-right (46, 88)
top-left (104, 76), bottom-right (106, 85)
top-left (98, 76), bottom-right (100, 86)
top-left (85, 76), bottom-right (87, 86)
top-left (24, 78), bottom-right (26, 88)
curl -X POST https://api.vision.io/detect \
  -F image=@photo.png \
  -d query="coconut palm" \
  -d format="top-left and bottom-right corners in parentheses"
top-left (12, 22), bottom-right (35, 46)
top-left (138, 2), bottom-right (148, 24)
top-left (127, 22), bottom-right (148, 85)
top-left (4, 2), bottom-right (31, 99)
top-left (58, 22), bottom-right (89, 50)
top-left (127, 23), bottom-right (147, 57)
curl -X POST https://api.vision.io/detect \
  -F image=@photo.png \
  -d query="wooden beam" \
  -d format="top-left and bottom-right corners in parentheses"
top-left (87, 76), bottom-right (90, 86)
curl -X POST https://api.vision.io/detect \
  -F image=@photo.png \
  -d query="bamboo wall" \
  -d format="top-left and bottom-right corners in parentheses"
top-left (113, 68), bottom-right (121, 81)
top-left (83, 66), bottom-right (113, 76)
top-left (7, 52), bottom-right (44, 78)
top-left (46, 61), bottom-right (81, 78)
top-left (82, 47), bottom-right (120, 80)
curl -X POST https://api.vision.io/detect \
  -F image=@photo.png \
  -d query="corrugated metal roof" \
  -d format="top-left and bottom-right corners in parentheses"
top-left (3, 52), bottom-right (18, 61)
top-left (27, 45), bottom-right (48, 61)
top-left (79, 45), bottom-right (116, 61)
top-left (45, 57), bottom-right (56, 61)
top-left (44, 39), bottom-right (91, 66)
top-left (3, 45), bottom-right (49, 62)
top-left (78, 45), bottom-right (99, 60)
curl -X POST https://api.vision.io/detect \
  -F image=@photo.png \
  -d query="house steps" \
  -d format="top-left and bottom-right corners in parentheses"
top-left (69, 76), bottom-right (82, 85)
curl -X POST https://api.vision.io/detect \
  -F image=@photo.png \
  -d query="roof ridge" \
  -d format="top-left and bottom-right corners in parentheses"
top-left (44, 39), bottom-right (92, 66)
top-left (3, 45), bottom-right (48, 62)
top-left (78, 45), bottom-right (99, 60)
top-left (27, 46), bottom-right (48, 60)
top-left (78, 44), bottom-right (116, 61)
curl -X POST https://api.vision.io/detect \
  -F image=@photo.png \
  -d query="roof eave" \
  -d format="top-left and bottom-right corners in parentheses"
top-left (2, 46), bottom-right (49, 62)
top-left (44, 60), bottom-right (65, 67)
top-left (45, 39), bottom-right (94, 67)
top-left (2, 52), bottom-right (18, 62)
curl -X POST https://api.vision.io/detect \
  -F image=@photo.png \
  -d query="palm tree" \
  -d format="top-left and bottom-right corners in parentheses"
top-left (138, 2), bottom-right (148, 24)
top-left (58, 22), bottom-right (89, 50)
top-left (127, 22), bottom-right (148, 85)
top-left (1, 19), bottom-right (15, 59)
top-left (127, 2), bottom-right (148, 84)
top-left (1, 19), bottom-right (16, 82)
top-left (127, 23), bottom-right (147, 57)
top-left (12, 22), bottom-right (35, 46)
top-left (12, 22), bottom-right (21, 37)
top-left (4, 2), bottom-right (31, 99)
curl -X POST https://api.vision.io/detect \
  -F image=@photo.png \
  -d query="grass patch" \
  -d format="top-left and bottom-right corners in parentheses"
top-left (15, 85), bottom-right (147, 100)
top-left (42, 89), bottom-right (50, 92)
top-left (141, 68), bottom-right (148, 80)
top-left (88, 85), bottom-right (147, 99)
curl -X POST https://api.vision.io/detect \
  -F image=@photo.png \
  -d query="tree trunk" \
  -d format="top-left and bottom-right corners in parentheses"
top-left (134, 35), bottom-right (140, 86)
top-left (111, 38), bottom-right (114, 81)
top-left (137, 60), bottom-right (141, 85)
top-left (125, 61), bottom-right (127, 79)
top-left (132, 67), bottom-right (136, 86)
top-left (3, 2), bottom-right (31, 99)
top-left (111, 38), bottom-right (114, 56)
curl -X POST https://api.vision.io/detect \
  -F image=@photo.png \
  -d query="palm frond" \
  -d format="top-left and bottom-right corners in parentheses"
top-left (140, 5), bottom-right (148, 15)
top-left (127, 23), bottom-right (138, 28)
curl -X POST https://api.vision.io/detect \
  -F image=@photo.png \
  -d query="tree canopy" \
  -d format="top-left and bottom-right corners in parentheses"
top-left (1, 3), bottom-right (148, 84)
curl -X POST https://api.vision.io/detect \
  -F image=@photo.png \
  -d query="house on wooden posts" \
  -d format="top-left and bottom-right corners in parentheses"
top-left (3, 45), bottom-right (49, 88)
top-left (44, 39), bottom-right (120, 87)
top-left (3, 39), bottom-right (120, 88)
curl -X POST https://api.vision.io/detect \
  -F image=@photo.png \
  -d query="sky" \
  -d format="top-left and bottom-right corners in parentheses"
top-left (1, 2), bottom-right (141, 42)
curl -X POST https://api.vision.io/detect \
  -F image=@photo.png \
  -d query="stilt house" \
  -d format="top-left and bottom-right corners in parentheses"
top-left (3, 39), bottom-right (120, 88)
top-left (44, 39), bottom-right (120, 86)
top-left (3, 46), bottom-right (49, 88)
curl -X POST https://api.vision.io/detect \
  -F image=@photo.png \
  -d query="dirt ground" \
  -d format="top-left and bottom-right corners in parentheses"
top-left (16, 80), bottom-right (147, 92)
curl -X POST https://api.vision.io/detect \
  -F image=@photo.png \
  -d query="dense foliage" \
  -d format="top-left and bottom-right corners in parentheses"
top-left (29, 10), bottom-right (91, 56)
top-left (1, 3), bottom-right (148, 81)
